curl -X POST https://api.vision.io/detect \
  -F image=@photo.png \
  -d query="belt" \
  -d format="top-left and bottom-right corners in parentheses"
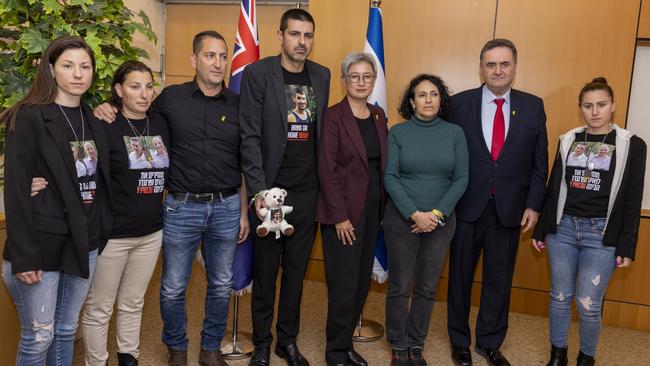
top-left (172, 188), bottom-right (238, 202)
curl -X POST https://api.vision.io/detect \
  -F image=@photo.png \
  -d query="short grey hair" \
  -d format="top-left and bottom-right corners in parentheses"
top-left (340, 52), bottom-right (377, 77)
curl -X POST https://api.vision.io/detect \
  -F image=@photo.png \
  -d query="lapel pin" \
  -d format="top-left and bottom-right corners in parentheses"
top-left (220, 115), bottom-right (226, 123)
top-left (375, 114), bottom-right (379, 120)
top-left (512, 110), bottom-right (517, 116)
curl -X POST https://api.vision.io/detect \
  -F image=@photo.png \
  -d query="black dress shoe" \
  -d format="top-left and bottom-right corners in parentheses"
top-left (249, 344), bottom-right (270, 366)
top-left (546, 345), bottom-right (568, 366)
top-left (451, 346), bottom-right (472, 366)
top-left (576, 351), bottom-right (595, 366)
top-left (475, 346), bottom-right (510, 366)
top-left (275, 343), bottom-right (310, 366)
top-left (346, 350), bottom-right (368, 366)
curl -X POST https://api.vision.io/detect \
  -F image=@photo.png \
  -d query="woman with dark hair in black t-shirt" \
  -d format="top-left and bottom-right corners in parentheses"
top-left (69, 60), bottom-right (167, 366)
top-left (532, 78), bottom-right (646, 366)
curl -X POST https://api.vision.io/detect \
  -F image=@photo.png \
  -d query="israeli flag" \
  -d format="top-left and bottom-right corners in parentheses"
top-left (364, 4), bottom-right (389, 284)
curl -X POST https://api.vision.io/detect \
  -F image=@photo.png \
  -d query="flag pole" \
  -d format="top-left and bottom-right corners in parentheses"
top-left (221, 295), bottom-right (254, 359)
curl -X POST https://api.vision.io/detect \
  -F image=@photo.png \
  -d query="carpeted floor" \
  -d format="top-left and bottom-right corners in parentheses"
top-left (72, 260), bottom-right (650, 365)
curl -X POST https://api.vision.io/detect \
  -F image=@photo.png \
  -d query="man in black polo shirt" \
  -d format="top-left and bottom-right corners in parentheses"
top-left (239, 9), bottom-right (330, 366)
top-left (95, 31), bottom-right (249, 366)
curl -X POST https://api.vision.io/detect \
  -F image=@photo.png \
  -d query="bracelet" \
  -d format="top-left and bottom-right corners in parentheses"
top-left (431, 208), bottom-right (447, 226)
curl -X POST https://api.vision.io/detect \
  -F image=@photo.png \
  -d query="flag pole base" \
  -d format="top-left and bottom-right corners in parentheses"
top-left (220, 295), bottom-right (254, 359)
top-left (352, 319), bottom-right (384, 342)
top-left (220, 331), bottom-right (254, 360)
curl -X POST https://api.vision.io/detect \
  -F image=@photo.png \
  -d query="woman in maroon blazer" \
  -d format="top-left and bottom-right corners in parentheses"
top-left (316, 52), bottom-right (388, 366)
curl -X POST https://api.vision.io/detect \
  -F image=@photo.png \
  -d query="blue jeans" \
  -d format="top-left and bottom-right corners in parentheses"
top-left (160, 193), bottom-right (240, 351)
top-left (546, 214), bottom-right (616, 357)
top-left (2, 250), bottom-right (98, 366)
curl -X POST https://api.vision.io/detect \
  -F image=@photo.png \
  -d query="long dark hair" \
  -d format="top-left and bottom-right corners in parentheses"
top-left (110, 60), bottom-right (154, 110)
top-left (398, 74), bottom-right (451, 121)
top-left (0, 36), bottom-right (95, 130)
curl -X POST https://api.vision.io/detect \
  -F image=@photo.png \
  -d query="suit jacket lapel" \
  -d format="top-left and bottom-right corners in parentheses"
top-left (472, 88), bottom-right (492, 158)
top-left (271, 56), bottom-right (289, 136)
top-left (499, 89), bottom-right (521, 160)
top-left (43, 104), bottom-right (79, 185)
top-left (339, 97), bottom-right (368, 169)
top-left (306, 60), bottom-right (326, 142)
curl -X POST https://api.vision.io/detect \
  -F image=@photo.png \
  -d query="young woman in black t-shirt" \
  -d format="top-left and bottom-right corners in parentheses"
top-left (2, 36), bottom-right (112, 365)
top-left (79, 61), bottom-right (168, 366)
top-left (533, 78), bottom-right (646, 366)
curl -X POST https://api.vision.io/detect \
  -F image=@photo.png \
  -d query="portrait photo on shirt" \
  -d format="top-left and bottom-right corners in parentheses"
top-left (70, 140), bottom-right (98, 178)
top-left (122, 135), bottom-right (169, 170)
top-left (284, 85), bottom-right (316, 141)
top-left (567, 141), bottom-right (615, 171)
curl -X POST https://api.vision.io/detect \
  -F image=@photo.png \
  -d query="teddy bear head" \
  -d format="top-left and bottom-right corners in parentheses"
top-left (262, 187), bottom-right (288, 209)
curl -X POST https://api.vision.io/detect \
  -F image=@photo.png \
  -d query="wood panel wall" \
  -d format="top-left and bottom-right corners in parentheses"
top-left (162, 0), bottom-right (649, 331)
top-left (0, 218), bottom-right (20, 365)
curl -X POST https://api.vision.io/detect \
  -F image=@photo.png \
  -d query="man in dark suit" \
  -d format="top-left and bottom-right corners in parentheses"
top-left (447, 39), bottom-right (548, 366)
top-left (239, 8), bottom-right (330, 366)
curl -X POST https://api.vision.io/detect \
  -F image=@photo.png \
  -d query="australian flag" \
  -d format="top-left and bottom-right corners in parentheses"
top-left (229, 0), bottom-right (260, 94)
top-left (230, 0), bottom-right (259, 294)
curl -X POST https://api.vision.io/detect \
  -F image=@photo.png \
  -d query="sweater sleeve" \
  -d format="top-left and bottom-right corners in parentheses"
top-left (435, 126), bottom-right (469, 216)
top-left (384, 127), bottom-right (418, 220)
top-left (615, 136), bottom-right (646, 259)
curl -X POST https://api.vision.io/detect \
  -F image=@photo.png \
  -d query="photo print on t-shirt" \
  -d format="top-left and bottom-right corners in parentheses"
top-left (70, 140), bottom-right (98, 178)
top-left (567, 141), bottom-right (615, 193)
top-left (123, 135), bottom-right (169, 170)
top-left (70, 140), bottom-right (98, 204)
top-left (284, 85), bottom-right (316, 141)
top-left (566, 141), bottom-right (615, 171)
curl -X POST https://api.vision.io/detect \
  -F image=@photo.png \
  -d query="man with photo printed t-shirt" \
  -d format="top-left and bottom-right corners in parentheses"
top-left (94, 31), bottom-right (250, 366)
top-left (240, 8), bottom-right (330, 366)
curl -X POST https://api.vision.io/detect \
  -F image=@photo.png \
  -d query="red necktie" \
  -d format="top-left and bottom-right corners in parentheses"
top-left (491, 98), bottom-right (505, 161)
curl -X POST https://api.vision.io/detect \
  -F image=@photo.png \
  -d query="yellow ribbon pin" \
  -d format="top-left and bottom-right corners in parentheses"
top-left (512, 110), bottom-right (517, 116)
top-left (220, 115), bottom-right (226, 123)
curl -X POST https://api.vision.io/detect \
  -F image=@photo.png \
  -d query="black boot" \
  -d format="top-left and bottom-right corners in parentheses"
top-left (576, 351), bottom-right (595, 366)
top-left (117, 353), bottom-right (138, 366)
top-left (546, 345), bottom-right (567, 366)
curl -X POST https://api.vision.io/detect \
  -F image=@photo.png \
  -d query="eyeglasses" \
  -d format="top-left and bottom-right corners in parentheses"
top-left (346, 73), bottom-right (376, 83)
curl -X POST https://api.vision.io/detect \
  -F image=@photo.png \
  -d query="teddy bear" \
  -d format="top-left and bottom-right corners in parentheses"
top-left (256, 187), bottom-right (294, 239)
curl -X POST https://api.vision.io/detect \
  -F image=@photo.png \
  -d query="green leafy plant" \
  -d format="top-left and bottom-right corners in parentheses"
top-left (0, 0), bottom-right (156, 188)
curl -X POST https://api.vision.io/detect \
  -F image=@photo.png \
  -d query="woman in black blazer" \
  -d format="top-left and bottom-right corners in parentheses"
top-left (316, 51), bottom-right (388, 366)
top-left (1, 36), bottom-right (112, 365)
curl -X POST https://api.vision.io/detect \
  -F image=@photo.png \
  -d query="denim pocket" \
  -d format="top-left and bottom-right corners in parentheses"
top-left (591, 218), bottom-right (606, 232)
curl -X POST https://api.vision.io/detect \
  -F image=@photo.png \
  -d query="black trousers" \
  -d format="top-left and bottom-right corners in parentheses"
top-left (251, 188), bottom-right (318, 346)
top-left (322, 200), bottom-right (380, 364)
top-left (447, 199), bottom-right (521, 349)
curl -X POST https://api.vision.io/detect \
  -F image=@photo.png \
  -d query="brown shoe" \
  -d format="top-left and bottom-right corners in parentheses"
top-left (168, 349), bottom-right (187, 366)
top-left (199, 349), bottom-right (228, 366)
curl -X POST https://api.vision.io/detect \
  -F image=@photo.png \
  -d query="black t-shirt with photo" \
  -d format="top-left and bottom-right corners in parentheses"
top-left (563, 131), bottom-right (616, 218)
top-left (273, 67), bottom-right (318, 191)
top-left (61, 105), bottom-right (103, 251)
top-left (104, 113), bottom-right (170, 238)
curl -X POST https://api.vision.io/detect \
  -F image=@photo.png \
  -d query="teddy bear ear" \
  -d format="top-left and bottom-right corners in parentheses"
top-left (262, 190), bottom-right (269, 198)
top-left (281, 189), bottom-right (287, 196)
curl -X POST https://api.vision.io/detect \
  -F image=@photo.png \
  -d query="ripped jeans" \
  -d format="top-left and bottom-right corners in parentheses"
top-left (546, 215), bottom-right (616, 357)
top-left (2, 250), bottom-right (97, 366)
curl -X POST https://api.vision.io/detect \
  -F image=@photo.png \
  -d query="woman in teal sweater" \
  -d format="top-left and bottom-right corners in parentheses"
top-left (384, 74), bottom-right (469, 366)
